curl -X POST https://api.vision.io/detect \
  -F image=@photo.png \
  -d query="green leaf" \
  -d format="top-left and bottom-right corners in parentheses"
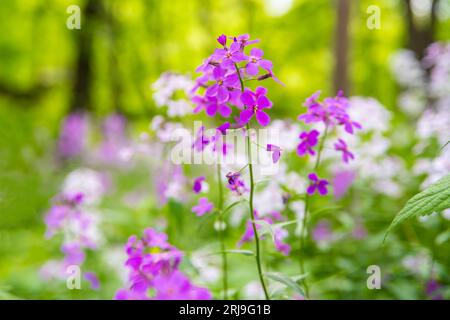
top-left (264, 272), bottom-right (305, 297)
top-left (384, 174), bottom-right (450, 242)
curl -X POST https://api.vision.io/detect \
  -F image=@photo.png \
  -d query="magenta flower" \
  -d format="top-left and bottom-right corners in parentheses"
top-left (192, 197), bottom-right (214, 216)
top-left (217, 122), bottom-right (230, 135)
top-left (233, 34), bottom-right (260, 48)
top-left (214, 42), bottom-right (247, 69)
top-left (307, 173), bottom-right (329, 196)
top-left (337, 114), bottom-right (362, 134)
top-left (205, 66), bottom-right (239, 103)
top-left (192, 176), bottom-right (206, 194)
top-left (116, 228), bottom-right (211, 300)
top-left (226, 172), bottom-right (247, 195)
top-left (312, 220), bottom-right (334, 244)
top-left (217, 34), bottom-right (227, 47)
top-left (267, 144), bottom-right (282, 163)
top-left (57, 112), bottom-right (88, 159)
top-left (245, 48), bottom-right (273, 75)
top-left (332, 170), bottom-right (356, 199)
top-left (84, 272), bottom-right (100, 290)
top-left (154, 271), bottom-right (212, 300)
top-left (334, 138), bottom-right (355, 163)
top-left (192, 126), bottom-right (210, 152)
top-left (239, 88), bottom-right (272, 127)
top-left (297, 129), bottom-right (320, 156)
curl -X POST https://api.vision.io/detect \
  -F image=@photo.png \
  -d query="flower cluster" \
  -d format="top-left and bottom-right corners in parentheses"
top-left (42, 191), bottom-right (101, 289)
top-left (296, 91), bottom-right (361, 196)
top-left (115, 228), bottom-right (211, 300)
top-left (192, 34), bottom-right (282, 128)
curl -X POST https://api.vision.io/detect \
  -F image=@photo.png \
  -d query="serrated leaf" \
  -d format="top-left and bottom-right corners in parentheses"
top-left (265, 272), bottom-right (305, 297)
top-left (384, 174), bottom-right (450, 242)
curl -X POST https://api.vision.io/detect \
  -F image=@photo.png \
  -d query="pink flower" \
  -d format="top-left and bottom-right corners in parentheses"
top-left (307, 173), bottom-right (329, 196)
top-left (297, 129), bottom-right (320, 156)
top-left (226, 172), bottom-right (247, 195)
top-left (245, 48), bottom-right (273, 75)
top-left (267, 144), bottom-right (282, 163)
top-left (191, 197), bottom-right (214, 216)
top-left (334, 138), bottom-right (355, 163)
top-left (239, 88), bottom-right (272, 127)
top-left (192, 176), bottom-right (206, 194)
top-left (332, 170), bottom-right (356, 199)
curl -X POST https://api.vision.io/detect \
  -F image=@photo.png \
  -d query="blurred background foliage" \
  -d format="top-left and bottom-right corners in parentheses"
top-left (0, 0), bottom-right (449, 299)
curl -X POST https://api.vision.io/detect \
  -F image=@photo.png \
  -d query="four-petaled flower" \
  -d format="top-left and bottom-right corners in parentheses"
top-left (245, 48), bottom-right (273, 75)
top-left (334, 139), bottom-right (354, 163)
top-left (205, 67), bottom-right (239, 103)
top-left (267, 144), bottom-right (282, 163)
top-left (239, 87), bottom-right (273, 127)
top-left (192, 197), bottom-right (214, 216)
top-left (307, 173), bottom-right (329, 196)
top-left (297, 129), bottom-right (320, 156)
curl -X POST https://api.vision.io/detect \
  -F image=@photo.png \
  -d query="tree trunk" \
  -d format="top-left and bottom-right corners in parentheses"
top-left (333, 0), bottom-right (351, 94)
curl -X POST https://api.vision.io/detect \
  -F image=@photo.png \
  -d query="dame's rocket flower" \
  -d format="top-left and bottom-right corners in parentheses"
top-left (192, 197), bottom-right (214, 216)
top-left (245, 48), bottom-right (273, 75)
top-left (267, 144), bottom-right (282, 163)
top-left (239, 88), bottom-right (273, 127)
top-left (226, 172), bottom-right (248, 195)
top-left (193, 176), bottom-right (206, 194)
top-left (297, 130), bottom-right (320, 156)
top-left (307, 173), bottom-right (329, 196)
top-left (116, 228), bottom-right (211, 300)
top-left (334, 138), bottom-right (355, 163)
top-left (205, 66), bottom-right (239, 103)
top-left (214, 42), bottom-right (247, 69)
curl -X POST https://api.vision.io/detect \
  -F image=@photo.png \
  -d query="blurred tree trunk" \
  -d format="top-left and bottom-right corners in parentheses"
top-left (404, 0), bottom-right (439, 59)
top-left (333, 0), bottom-right (351, 94)
top-left (70, 0), bottom-right (102, 112)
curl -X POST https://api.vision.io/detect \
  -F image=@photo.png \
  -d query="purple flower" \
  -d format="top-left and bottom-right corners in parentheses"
top-left (298, 91), bottom-right (361, 133)
top-left (191, 197), bottom-right (214, 216)
top-left (267, 144), bottom-right (282, 163)
top-left (425, 279), bottom-right (444, 300)
top-left (116, 228), bottom-right (211, 300)
top-left (239, 88), bottom-right (272, 127)
top-left (192, 126), bottom-right (210, 152)
top-left (297, 129), bottom-right (320, 156)
top-left (312, 220), bottom-right (334, 244)
top-left (233, 34), bottom-right (260, 48)
top-left (334, 139), bottom-right (355, 163)
top-left (193, 176), bottom-right (206, 194)
top-left (217, 122), bottom-right (230, 135)
top-left (307, 173), bottom-right (329, 196)
top-left (226, 172), bottom-right (247, 195)
top-left (332, 170), bottom-right (356, 199)
top-left (217, 34), bottom-right (227, 47)
top-left (245, 48), bottom-right (273, 75)
top-left (57, 112), bottom-right (88, 159)
top-left (153, 271), bottom-right (212, 300)
top-left (205, 66), bottom-right (239, 103)
top-left (84, 271), bottom-right (100, 290)
top-left (214, 42), bottom-right (247, 69)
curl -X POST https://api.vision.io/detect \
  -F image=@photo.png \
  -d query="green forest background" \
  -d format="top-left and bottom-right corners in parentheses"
top-left (0, 0), bottom-right (449, 299)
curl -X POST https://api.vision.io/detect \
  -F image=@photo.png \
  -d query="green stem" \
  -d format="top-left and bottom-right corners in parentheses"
top-left (216, 164), bottom-right (228, 299)
top-left (246, 124), bottom-right (270, 300)
top-left (299, 124), bottom-right (329, 299)
top-left (235, 62), bottom-right (269, 300)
